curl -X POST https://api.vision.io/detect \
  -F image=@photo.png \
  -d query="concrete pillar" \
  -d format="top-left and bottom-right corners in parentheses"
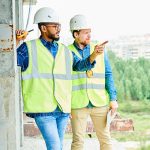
top-left (0, 0), bottom-right (23, 150)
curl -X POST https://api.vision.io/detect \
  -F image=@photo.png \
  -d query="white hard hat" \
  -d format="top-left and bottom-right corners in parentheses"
top-left (34, 7), bottom-right (59, 24)
top-left (70, 14), bottom-right (91, 31)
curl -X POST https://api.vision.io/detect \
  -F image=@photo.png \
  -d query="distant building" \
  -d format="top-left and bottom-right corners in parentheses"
top-left (107, 34), bottom-right (150, 59)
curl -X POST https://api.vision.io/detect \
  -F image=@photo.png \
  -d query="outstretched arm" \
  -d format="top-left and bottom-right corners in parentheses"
top-left (73, 42), bottom-right (106, 71)
top-left (72, 52), bottom-right (95, 71)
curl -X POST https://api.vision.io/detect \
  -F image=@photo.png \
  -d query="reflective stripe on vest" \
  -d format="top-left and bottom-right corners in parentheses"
top-left (22, 40), bottom-right (72, 80)
top-left (22, 39), bottom-right (73, 113)
top-left (68, 42), bottom-right (109, 109)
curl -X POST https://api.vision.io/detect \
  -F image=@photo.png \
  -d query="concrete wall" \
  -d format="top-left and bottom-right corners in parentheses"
top-left (0, 0), bottom-right (23, 150)
top-left (0, 0), bottom-right (12, 24)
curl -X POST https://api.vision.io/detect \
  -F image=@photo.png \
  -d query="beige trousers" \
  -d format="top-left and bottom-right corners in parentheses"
top-left (71, 106), bottom-right (112, 150)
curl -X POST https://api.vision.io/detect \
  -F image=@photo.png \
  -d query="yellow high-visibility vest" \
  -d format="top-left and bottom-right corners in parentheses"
top-left (68, 42), bottom-right (109, 109)
top-left (22, 39), bottom-right (73, 113)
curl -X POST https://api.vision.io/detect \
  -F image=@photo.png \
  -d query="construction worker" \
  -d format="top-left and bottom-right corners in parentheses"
top-left (16, 8), bottom-right (102, 150)
top-left (68, 14), bottom-right (118, 150)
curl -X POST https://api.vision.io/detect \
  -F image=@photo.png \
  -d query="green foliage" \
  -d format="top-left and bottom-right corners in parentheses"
top-left (108, 51), bottom-right (150, 101)
top-left (139, 145), bottom-right (150, 150)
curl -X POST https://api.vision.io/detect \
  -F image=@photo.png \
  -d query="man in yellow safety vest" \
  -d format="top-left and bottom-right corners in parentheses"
top-left (68, 14), bottom-right (118, 150)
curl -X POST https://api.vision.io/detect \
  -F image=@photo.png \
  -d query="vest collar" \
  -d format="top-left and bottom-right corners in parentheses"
top-left (40, 36), bottom-right (58, 48)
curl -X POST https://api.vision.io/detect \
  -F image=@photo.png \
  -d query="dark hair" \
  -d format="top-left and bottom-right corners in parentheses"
top-left (72, 30), bottom-right (80, 38)
top-left (38, 22), bottom-right (51, 31)
top-left (38, 23), bottom-right (42, 31)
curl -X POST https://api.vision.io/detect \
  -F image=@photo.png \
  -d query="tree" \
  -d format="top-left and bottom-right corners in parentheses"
top-left (108, 50), bottom-right (150, 101)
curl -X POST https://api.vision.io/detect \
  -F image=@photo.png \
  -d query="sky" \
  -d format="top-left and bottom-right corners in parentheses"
top-left (24, 0), bottom-right (150, 43)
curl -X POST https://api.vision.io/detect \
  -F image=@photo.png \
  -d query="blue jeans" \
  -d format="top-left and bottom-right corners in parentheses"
top-left (34, 112), bottom-right (69, 150)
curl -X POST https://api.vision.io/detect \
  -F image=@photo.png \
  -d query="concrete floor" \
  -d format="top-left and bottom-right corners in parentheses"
top-left (20, 137), bottom-right (143, 150)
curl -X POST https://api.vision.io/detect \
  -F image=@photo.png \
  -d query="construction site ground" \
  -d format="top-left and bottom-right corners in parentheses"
top-left (20, 136), bottom-right (150, 150)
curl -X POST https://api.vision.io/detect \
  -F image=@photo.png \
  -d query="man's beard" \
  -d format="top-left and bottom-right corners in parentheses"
top-left (54, 37), bottom-right (60, 41)
top-left (80, 40), bottom-right (90, 46)
top-left (48, 33), bottom-right (60, 41)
